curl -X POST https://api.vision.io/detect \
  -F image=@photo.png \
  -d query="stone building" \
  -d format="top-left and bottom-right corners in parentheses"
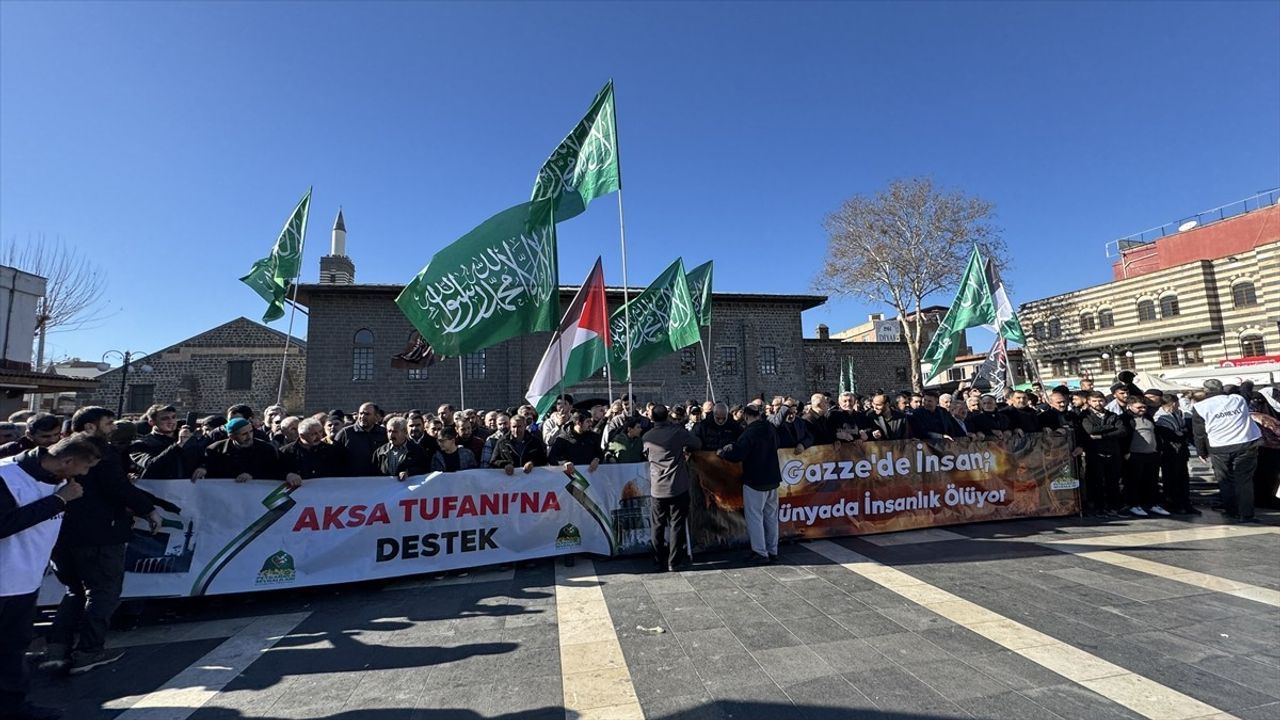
top-left (802, 324), bottom-right (913, 397)
top-left (1020, 196), bottom-right (1279, 382)
top-left (294, 210), bottom-right (915, 413)
top-left (79, 317), bottom-right (305, 417)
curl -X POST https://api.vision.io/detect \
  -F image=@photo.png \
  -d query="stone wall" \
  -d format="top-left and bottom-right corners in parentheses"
top-left (79, 317), bottom-right (305, 417)
top-left (802, 340), bottom-right (913, 398)
top-left (301, 288), bottom-right (820, 413)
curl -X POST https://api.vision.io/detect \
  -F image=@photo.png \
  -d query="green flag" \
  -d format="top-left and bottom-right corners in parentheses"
top-left (920, 247), bottom-right (996, 378)
top-left (531, 80), bottom-right (620, 222)
top-left (839, 358), bottom-right (858, 396)
top-left (240, 188), bottom-right (311, 322)
top-left (395, 200), bottom-right (560, 357)
top-left (686, 260), bottom-right (713, 327)
top-left (607, 259), bottom-right (701, 382)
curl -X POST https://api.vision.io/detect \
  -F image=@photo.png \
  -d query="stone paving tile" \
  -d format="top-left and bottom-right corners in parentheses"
top-left (751, 645), bottom-right (840, 687)
top-left (777, 612), bottom-right (856, 645)
top-left (827, 609), bottom-right (911, 638)
top-left (844, 664), bottom-right (969, 717)
top-left (962, 649), bottom-right (1073, 692)
top-left (703, 682), bottom-right (797, 720)
top-left (806, 638), bottom-right (895, 673)
top-left (629, 657), bottom-right (709, 705)
top-left (958, 690), bottom-right (1068, 720)
top-left (728, 619), bottom-right (805, 651)
top-left (1020, 682), bottom-right (1147, 720)
top-left (904, 658), bottom-right (1010, 701)
top-left (693, 650), bottom-right (773, 692)
top-left (781, 675), bottom-right (879, 718)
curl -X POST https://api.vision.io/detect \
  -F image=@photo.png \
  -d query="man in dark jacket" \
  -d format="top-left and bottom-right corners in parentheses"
top-left (1080, 391), bottom-right (1129, 515)
top-left (1001, 391), bottom-right (1042, 434)
top-left (642, 405), bottom-right (702, 571)
top-left (0, 413), bottom-right (63, 460)
top-left (691, 402), bottom-right (742, 451)
top-left (966, 395), bottom-right (1012, 438)
top-left (332, 402), bottom-right (385, 477)
top-left (911, 391), bottom-right (965, 442)
top-left (279, 417), bottom-right (346, 486)
top-left (192, 418), bottom-right (281, 482)
top-left (1154, 394), bottom-right (1196, 514)
top-left (128, 404), bottom-right (188, 479)
top-left (800, 395), bottom-right (836, 446)
top-left (373, 417), bottom-right (433, 481)
top-left (42, 408), bottom-right (161, 676)
top-left (548, 411), bottom-right (603, 471)
top-left (718, 404), bottom-right (782, 565)
top-left (482, 414), bottom-right (548, 474)
top-left (865, 393), bottom-right (911, 441)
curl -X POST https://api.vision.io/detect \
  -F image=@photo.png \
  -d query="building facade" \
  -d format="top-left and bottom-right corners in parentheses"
top-left (1021, 201), bottom-right (1279, 381)
top-left (293, 209), bottom-right (922, 413)
top-left (79, 317), bottom-right (305, 417)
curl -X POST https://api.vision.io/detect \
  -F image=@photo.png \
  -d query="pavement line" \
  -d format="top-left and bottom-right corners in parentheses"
top-left (555, 559), bottom-right (643, 720)
top-left (1072, 550), bottom-right (1280, 608)
top-left (808, 540), bottom-right (1237, 720)
top-left (860, 528), bottom-right (969, 547)
top-left (1041, 524), bottom-right (1279, 549)
top-left (112, 611), bottom-right (310, 720)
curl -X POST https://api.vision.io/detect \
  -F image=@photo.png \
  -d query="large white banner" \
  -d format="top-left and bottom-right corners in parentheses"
top-left (39, 464), bottom-right (652, 602)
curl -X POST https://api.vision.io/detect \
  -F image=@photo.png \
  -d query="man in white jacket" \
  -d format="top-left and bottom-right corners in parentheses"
top-left (0, 435), bottom-right (100, 720)
top-left (1192, 379), bottom-right (1263, 523)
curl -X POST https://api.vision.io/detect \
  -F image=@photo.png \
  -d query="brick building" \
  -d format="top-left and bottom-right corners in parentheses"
top-left (79, 317), bottom-right (305, 417)
top-left (802, 324), bottom-right (913, 397)
top-left (294, 211), bottom-right (915, 413)
top-left (1021, 194), bottom-right (1279, 381)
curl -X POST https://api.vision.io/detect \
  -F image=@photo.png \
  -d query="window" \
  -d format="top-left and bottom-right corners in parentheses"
top-left (1032, 322), bottom-right (1047, 340)
top-left (1241, 335), bottom-right (1267, 358)
top-left (1067, 358), bottom-right (1081, 376)
top-left (1232, 281), bottom-right (1258, 308)
top-left (759, 346), bottom-right (778, 376)
top-left (1159, 346), bottom-right (1179, 367)
top-left (719, 346), bottom-right (738, 374)
top-left (1098, 309), bottom-right (1115, 328)
top-left (1119, 353), bottom-right (1136, 371)
top-left (1137, 300), bottom-right (1156, 322)
top-left (464, 350), bottom-right (486, 380)
top-left (813, 364), bottom-right (829, 385)
top-left (1048, 319), bottom-right (1062, 339)
top-left (680, 347), bottom-right (698, 376)
top-left (408, 367), bottom-right (425, 381)
top-left (947, 368), bottom-right (965, 382)
top-left (226, 360), bottom-right (253, 390)
top-left (1183, 343), bottom-right (1203, 365)
top-left (1080, 314), bottom-right (1096, 332)
top-left (1050, 360), bottom-right (1065, 377)
top-left (1159, 294), bottom-right (1180, 318)
top-left (1099, 355), bottom-right (1116, 373)
top-left (352, 329), bottom-right (375, 382)
top-left (127, 384), bottom-right (155, 414)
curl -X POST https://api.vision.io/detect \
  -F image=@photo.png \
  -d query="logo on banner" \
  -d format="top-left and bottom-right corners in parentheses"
top-left (256, 550), bottom-right (297, 586)
top-left (556, 523), bottom-right (582, 549)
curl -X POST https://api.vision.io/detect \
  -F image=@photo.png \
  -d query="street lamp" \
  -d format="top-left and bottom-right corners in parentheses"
top-left (101, 350), bottom-right (153, 417)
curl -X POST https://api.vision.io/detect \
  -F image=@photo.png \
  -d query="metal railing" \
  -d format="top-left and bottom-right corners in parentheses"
top-left (1105, 188), bottom-right (1280, 258)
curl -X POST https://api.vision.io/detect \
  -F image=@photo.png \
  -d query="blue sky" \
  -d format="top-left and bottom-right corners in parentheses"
top-left (2, 1), bottom-right (1277, 365)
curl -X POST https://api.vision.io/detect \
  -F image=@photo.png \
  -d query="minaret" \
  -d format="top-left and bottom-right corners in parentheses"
top-left (319, 207), bottom-right (355, 285)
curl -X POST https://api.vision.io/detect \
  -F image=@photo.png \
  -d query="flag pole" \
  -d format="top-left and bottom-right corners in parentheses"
top-left (458, 355), bottom-right (467, 409)
top-left (617, 190), bottom-right (634, 404)
top-left (699, 335), bottom-right (716, 403)
top-left (275, 196), bottom-right (309, 407)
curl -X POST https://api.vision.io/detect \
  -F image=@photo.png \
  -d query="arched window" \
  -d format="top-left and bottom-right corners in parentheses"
top-left (1241, 334), bottom-right (1267, 358)
top-left (1159, 346), bottom-right (1179, 367)
top-left (1032, 322), bottom-right (1047, 340)
top-left (1099, 354), bottom-right (1116, 373)
top-left (1048, 318), bottom-right (1062, 338)
top-left (1118, 352), bottom-right (1136, 371)
top-left (1137, 299), bottom-right (1157, 323)
top-left (352, 329), bottom-right (375, 382)
top-left (1080, 314), bottom-right (1096, 332)
top-left (1159, 294), bottom-right (1180, 318)
top-left (1051, 360), bottom-right (1065, 377)
top-left (1067, 358), bottom-right (1081, 376)
top-left (1098, 309), bottom-right (1115, 328)
top-left (1232, 281), bottom-right (1258, 308)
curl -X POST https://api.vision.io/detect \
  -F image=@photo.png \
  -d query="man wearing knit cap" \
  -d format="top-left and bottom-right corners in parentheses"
top-left (191, 418), bottom-right (282, 482)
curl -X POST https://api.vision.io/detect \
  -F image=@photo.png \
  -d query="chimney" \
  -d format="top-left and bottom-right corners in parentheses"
top-left (817, 323), bottom-right (830, 341)
top-left (869, 313), bottom-right (884, 322)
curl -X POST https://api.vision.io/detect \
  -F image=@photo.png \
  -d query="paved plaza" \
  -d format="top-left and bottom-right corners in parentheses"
top-left (27, 492), bottom-right (1280, 720)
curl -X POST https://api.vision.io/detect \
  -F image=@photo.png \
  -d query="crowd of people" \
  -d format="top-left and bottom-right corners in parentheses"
top-left (1, 372), bottom-right (1278, 720)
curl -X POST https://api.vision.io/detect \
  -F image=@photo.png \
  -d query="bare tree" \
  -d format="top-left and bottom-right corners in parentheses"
top-left (817, 177), bottom-right (1007, 392)
top-left (2, 235), bottom-right (109, 369)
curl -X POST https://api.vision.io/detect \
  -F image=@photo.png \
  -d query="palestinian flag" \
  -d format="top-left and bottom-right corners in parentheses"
top-left (526, 258), bottom-right (611, 416)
